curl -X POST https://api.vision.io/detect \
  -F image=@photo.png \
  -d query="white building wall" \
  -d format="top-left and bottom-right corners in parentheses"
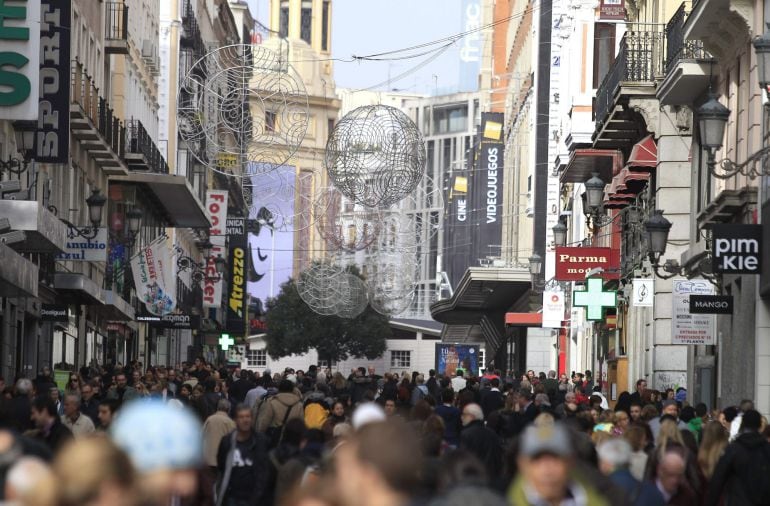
top-left (526, 328), bottom-right (554, 374)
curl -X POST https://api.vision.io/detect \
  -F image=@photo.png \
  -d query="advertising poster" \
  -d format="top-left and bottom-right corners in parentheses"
top-left (472, 112), bottom-right (505, 262)
top-left (246, 163), bottom-right (296, 307)
top-left (226, 217), bottom-right (247, 334)
top-left (671, 279), bottom-right (715, 345)
top-left (435, 343), bottom-right (480, 376)
top-left (131, 236), bottom-right (176, 316)
top-left (203, 190), bottom-right (228, 308)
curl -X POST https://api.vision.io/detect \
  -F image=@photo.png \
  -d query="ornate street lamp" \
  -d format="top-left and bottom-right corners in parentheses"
top-left (1, 121), bottom-right (35, 175)
top-left (585, 172), bottom-right (606, 212)
top-left (528, 252), bottom-right (543, 277)
top-left (126, 207), bottom-right (143, 239)
top-left (552, 218), bottom-right (567, 248)
top-left (753, 23), bottom-right (770, 98)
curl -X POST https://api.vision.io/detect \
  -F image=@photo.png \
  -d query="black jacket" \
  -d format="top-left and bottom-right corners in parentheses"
top-left (217, 430), bottom-right (271, 503)
top-left (459, 420), bottom-right (503, 478)
top-left (34, 419), bottom-right (73, 453)
top-left (706, 431), bottom-right (770, 506)
top-left (480, 389), bottom-right (504, 420)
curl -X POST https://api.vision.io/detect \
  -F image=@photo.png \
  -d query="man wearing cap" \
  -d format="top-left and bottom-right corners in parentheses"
top-left (649, 400), bottom-right (690, 439)
top-left (508, 423), bottom-right (610, 505)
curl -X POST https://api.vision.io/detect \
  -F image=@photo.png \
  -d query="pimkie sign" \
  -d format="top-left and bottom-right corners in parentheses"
top-left (712, 224), bottom-right (762, 274)
top-left (555, 247), bottom-right (620, 281)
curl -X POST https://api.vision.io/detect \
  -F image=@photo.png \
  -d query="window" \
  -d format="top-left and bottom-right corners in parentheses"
top-left (279, 1), bottom-right (289, 38)
top-left (433, 105), bottom-right (468, 134)
top-left (321, 1), bottom-right (330, 51)
top-left (300, 1), bottom-right (312, 44)
top-left (390, 350), bottom-right (411, 369)
top-left (246, 349), bottom-right (267, 368)
top-left (593, 23), bottom-right (616, 89)
top-left (265, 111), bottom-right (276, 133)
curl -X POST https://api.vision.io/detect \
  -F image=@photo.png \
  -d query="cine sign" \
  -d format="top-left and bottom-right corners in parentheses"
top-left (712, 224), bottom-right (762, 274)
top-left (689, 295), bottom-right (733, 314)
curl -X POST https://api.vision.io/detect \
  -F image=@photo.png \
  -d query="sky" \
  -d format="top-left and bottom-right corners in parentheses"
top-left (247, 0), bottom-right (478, 95)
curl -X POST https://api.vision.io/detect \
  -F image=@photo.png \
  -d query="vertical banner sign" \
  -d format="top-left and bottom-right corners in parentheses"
top-left (35, 0), bottom-right (69, 162)
top-left (542, 289), bottom-right (565, 328)
top-left (226, 217), bottom-right (247, 334)
top-left (458, 0), bottom-right (481, 92)
top-left (0, 0), bottom-right (40, 120)
top-left (472, 112), bottom-right (505, 262)
top-left (203, 190), bottom-right (228, 308)
top-left (671, 279), bottom-right (715, 345)
top-left (131, 236), bottom-right (176, 316)
top-left (632, 278), bottom-right (654, 307)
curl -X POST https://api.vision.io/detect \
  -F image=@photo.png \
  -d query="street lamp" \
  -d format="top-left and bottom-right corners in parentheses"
top-left (643, 209), bottom-right (685, 279)
top-left (753, 23), bottom-right (770, 98)
top-left (126, 207), bottom-right (143, 238)
top-left (528, 252), bottom-right (543, 277)
top-left (214, 254), bottom-right (226, 276)
top-left (197, 239), bottom-right (213, 260)
top-left (585, 172), bottom-right (606, 212)
top-left (62, 188), bottom-right (107, 240)
top-left (1, 121), bottom-right (35, 175)
top-left (552, 218), bottom-right (567, 248)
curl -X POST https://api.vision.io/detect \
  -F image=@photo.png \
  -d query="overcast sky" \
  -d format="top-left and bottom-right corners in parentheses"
top-left (247, 0), bottom-right (474, 95)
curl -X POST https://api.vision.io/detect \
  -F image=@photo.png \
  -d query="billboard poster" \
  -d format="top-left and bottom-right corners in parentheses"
top-left (458, 0), bottom-right (481, 92)
top-left (435, 343), bottom-right (480, 377)
top-left (471, 112), bottom-right (504, 264)
top-left (203, 190), bottom-right (228, 308)
top-left (247, 163), bottom-right (296, 309)
top-left (34, 0), bottom-right (69, 162)
top-left (671, 279), bottom-right (715, 345)
top-left (131, 236), bottom-right (176, 316)
top-left (226, 217), bottom-right (247, 334)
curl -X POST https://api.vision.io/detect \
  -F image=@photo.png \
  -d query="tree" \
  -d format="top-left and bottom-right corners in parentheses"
top-left (264, 275), bottom-right (391, 363)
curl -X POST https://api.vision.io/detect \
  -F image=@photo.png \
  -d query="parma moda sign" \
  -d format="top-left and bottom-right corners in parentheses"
top-left (554, 247), bottom-right (621, 281)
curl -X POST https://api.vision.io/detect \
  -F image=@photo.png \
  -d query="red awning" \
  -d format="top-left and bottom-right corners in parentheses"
top-left (627, 135), bottom-right (657, 169)
top-left (504, 313), bottom-right (542, 327)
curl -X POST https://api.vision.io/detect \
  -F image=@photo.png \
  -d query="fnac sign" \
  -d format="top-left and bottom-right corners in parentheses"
top-left (555, 247), bottom-right (620, 281)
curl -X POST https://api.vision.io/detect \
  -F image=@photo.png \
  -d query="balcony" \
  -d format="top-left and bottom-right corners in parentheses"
top-left (181, 0), bottom-right (204, 54)
top-left (104, 2), bottom-right (128, 55)
top-left (657, 3), bottom-right (714, 105)
top-left (684, 0), bottom-right (752, 59)
top-left (70, 61), bottom-right (128, 175)
top-left (593, 28), bottom-right (665, 149)
top-left (124, 119), bottom-right (169, 174)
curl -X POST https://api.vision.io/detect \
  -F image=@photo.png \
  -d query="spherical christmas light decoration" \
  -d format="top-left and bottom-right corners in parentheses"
top-left (314, 187), bottom-right (383, 253)
top-left (324, 104), bottom-right (426, 207)
top-left (295, 262), bottom-right (346, 316)
top-left (333, 273), bottom-right (369, 319)
top-left (178, 44), bottom-right (309, 178)
top-left (366, 252), bottom-right (417, 316)
top-left (246, 165), bottom-right (322, 233)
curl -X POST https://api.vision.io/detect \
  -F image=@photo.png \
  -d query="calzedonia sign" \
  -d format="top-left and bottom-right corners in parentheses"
top-left (555, 247), bottom-right (620, 281)
top-left (712, 224), bottom-right (762, 274)
top-left (136, 312), bottom-right (201, 329)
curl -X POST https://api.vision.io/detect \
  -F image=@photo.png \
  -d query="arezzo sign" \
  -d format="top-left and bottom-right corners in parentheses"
top-left (712, 224), bottom-right (762, 274)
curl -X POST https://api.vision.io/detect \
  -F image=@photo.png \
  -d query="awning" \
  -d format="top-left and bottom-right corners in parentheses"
top-left (560, 149), bottom-right (623, 184)
top-left (110, 173), bottom-right (210, 228)
top-left (627, 135), bottom-right (657, 169)
top-left (505, 313), bottom-right (543, 326)
top-left (430, 267), bottom-right (532, 355)
top-left (0, 243), bottom-right (38, 297)
top-left (53, 273), bottom-right (104, 305)
top-left (0, 201), bottom-right (68, 253)
top-left (99, 289), bottom-right (135, 321)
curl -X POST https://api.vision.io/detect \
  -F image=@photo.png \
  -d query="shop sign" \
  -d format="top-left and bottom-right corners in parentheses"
top-left (41, 304), bottom-right (68, 321)
top-left (672, 279), bottom-right (715, 345)
top-left (599, 0), bottom-right (626, 20)
top-left (34, 0), bottom-right (70, 162)
top-left (542, 289), bottom-right (564, 328)
top-left (136, 312), bottom-right (201, 329)
top-left (689, 295), bottom-right (733, 314)
top-left (0, 0), bottom-right (40, 120)
top-left (555, 247), bottom-right (620, 281)
top-left (632, 278), bottom-right (654, 307)
top-left (226, 217), bottom-right (247, 334)
top-left (573, 277), bottom-right (617, 320)
top-left (203, 190), bottom-right (228, 308)
top-left (712, 224), bottom-right (762, 274)
top-left (55, 227), bottom-right (108, 261)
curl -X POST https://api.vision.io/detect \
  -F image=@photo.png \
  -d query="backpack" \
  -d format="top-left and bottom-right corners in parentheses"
top-left (743, 442), bottom-right (770, 505)
top-left (304, 401), bottom-right (329, 430)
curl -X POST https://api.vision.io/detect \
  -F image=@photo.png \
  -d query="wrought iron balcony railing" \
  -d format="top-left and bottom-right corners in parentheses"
top-left (105, 2), bottom-right (128, 46)
top-left (595, 28), bottom-right (666, 128)
top-left (125, 119), bottom-right (169, 174)
top-left (665, 3), bottom-right (712, 75)
top-left (71, 60), bottom-right (125, 158)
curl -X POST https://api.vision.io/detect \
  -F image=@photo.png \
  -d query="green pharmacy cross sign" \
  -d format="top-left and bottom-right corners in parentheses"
top-left (573, 277), bottom-right (617, 321)
top-left (219, 333), bottom-right (235, 351)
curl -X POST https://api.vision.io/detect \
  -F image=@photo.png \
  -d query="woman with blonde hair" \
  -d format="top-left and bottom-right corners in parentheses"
top-left (64, 373), bottom-right (83, 396)
top-left (656, 418), bottom-right (685, 453)
top-left (697, 421), bottom-right (728, 479)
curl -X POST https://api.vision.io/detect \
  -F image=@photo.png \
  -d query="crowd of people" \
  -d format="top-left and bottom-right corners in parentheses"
top-left (0, 360), bottom-right (767, 505)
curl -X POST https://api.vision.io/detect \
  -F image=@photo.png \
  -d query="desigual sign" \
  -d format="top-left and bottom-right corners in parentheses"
top-left (0, 0), bottom-right (40, 120)
top-left (712, 224), bottom-right (762, 274)
top-left (554, 247), bottom-right (620, 281)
